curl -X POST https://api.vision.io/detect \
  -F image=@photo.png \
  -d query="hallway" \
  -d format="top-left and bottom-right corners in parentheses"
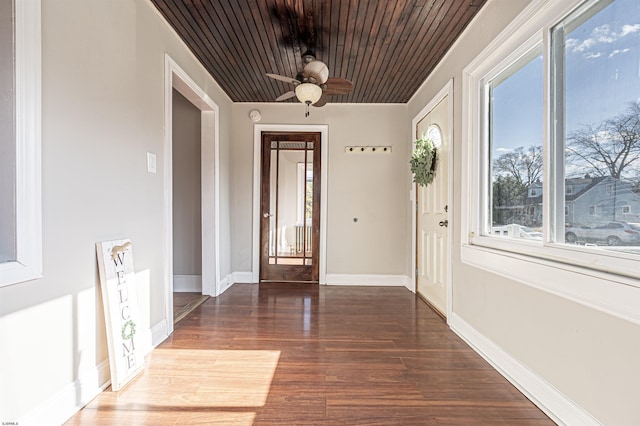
top-left (67, 283), bottom-right (552, 425)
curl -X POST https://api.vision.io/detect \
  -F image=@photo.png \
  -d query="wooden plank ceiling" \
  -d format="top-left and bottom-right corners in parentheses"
top-left (150, 0), bottom-right (487, 104)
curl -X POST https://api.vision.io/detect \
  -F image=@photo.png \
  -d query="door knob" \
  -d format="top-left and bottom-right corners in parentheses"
top-left (439, 220), bottom-right (448, 227)
top-left (263, 212), bottom-right (273, 218)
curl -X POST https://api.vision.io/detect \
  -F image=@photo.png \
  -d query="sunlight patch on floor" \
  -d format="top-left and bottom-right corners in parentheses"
top-left (72, 349), bottom-right (281, 425)
top-left (142, 348), bottom-right (281, 407)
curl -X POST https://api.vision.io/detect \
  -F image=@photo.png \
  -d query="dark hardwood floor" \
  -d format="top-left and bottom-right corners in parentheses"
top-left (67, 283), bottom-right (553, 425)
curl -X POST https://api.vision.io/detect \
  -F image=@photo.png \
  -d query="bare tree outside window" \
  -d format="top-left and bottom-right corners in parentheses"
top-left (567, 101), bottom-right (640, 181)
top-left (494, 145), bottom-right (544, 187)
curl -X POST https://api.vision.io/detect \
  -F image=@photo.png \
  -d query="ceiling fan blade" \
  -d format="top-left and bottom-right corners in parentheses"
top-left (266, 73), bottom-right (299, 85)
top-left (303, 60), bottom-right (329, 84)
top-left (313, 94), bottom-right (327, 107)
top-left (324, 78), bottom-right (354, 95)
top-left (275, 91), bottom-right (296, 102)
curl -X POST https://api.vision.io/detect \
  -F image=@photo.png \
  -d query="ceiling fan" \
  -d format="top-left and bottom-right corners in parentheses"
top-left (266, 52), bottom-right (354, 116)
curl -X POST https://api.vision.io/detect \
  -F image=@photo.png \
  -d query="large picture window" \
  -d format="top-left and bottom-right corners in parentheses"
top-left (0, 0), bottom-right (42, 287)
top-left (554, 0), bottom-right (640, 251)
top-left (489, 47), bottom-right (543, 240)
top-left (0, 0), bottom-right (16, 264)
top-left (464, 0), bottom-right (640, 283)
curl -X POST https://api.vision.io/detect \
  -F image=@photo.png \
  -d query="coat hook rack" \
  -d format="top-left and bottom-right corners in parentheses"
top-left (345, 146), bottom-right (392, 154)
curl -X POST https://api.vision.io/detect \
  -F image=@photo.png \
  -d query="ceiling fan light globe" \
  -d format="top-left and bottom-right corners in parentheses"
top-left (295, 83), bottom-right (322, 105)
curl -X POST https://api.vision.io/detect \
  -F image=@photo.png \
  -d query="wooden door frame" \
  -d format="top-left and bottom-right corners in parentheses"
top-left (252, 125), bottom-right (329, 284)
top-left (259, 132), bottom-right (321, 282)
top-left (410, 79), bottom-right (454, 320)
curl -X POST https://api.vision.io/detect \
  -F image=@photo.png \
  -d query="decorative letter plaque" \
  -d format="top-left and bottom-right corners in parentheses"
top-left (96, 239), bottom-right (145, 391)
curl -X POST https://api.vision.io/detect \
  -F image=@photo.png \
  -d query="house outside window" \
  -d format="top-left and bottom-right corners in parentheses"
top-left (463, 0), bottom-right (640, 281)
top-left (488, 47), bottom-right (543, 231)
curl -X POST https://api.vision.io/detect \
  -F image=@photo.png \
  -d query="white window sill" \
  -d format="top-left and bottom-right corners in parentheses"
top-left (0, 261), bottom-right (43, 287)
top-left (460, 242), bottom-right (640, 326)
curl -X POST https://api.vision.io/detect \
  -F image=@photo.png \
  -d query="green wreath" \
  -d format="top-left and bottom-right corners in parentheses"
top-left (410, 135), bottom-right (438, 187)
top-left (121, 320), bottom-right (136, 341)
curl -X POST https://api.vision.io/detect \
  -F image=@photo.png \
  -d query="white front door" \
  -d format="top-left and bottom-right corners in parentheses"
top-left (416, 95), bottom-right (449, 317)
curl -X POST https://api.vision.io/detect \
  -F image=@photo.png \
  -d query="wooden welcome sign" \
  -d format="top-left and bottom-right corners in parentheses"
top-left (96, 239), bottom-right (145, 391)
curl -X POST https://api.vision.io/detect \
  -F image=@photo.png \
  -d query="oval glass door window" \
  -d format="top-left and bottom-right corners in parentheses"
top-left (426, 124), bottom-right (442, 148)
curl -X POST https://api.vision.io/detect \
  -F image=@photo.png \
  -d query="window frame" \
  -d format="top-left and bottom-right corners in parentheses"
top-left (0, 0), bottom-right (42, 287)
top-left (461, 0), bottom-right (640, 324)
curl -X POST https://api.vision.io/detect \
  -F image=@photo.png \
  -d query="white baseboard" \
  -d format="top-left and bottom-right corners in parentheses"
top-left (449, 313), bottom-right (601, 426)
top-left (218, 275), bottom-right (232, 295)
top-left (325, 274), bottom-right (411, 288)
top-left (173, 274), bottom-right (202, 292)
top-left (229, 272), bottom-right (411, 289)
top-left (22, 320), bottom-right (170, 426)
top-left (150, 318), bottom-right (169, 350)
top-left (230, 271), bottom-right (253, 284)
top-left (20, 360), bottom-right (111, 426)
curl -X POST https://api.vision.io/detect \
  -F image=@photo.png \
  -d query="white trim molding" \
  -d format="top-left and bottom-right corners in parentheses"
top-left (218, 275), bottom-right (231, 294)
top-left (229, 271), bottom-right (253, 284)
top-left (20, 360), bottom-right (110, 426)
top-left (23, 318), bottom-right (170, 425)
top-left (460, 244), bottom-right (640, 326)
top-left (325, 274), bottom-right (411, 288)
top-left (164, 54), bottom-right (221, 337)
top-left (150, 319), bottom-right (170, 350)
top-left (252, 124), bottom-right (329, 284)
top-left (173, 274), bottom-right (202, 292)
top-left (0, 0), bottom-right (42, 287)
top-left (450, 313), bottom-right (601, 426)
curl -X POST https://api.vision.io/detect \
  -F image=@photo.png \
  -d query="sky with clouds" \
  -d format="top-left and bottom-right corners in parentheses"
top-left (491, 0), bottom-right (639, 159)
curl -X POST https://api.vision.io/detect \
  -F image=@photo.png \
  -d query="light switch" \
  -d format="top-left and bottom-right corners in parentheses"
top-left (146, 152), bottom-right (157, 173)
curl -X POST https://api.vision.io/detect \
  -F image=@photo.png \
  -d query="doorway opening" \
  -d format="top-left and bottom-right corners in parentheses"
top-left (164, 55), bottom-right (220, 336)
top-left (252, 125), bottom-right (329, 284)
top-left (171, 88), bottom-right (208, 323)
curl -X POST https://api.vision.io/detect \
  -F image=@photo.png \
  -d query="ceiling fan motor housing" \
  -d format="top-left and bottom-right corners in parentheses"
top-left (266, 52), bottom-right (353, 111)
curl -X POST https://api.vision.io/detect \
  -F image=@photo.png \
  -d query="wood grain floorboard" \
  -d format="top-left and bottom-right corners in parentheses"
top-left (173, 292), bottom-right (209, 324)
top-left (66, 283), bottom-right (554, 425)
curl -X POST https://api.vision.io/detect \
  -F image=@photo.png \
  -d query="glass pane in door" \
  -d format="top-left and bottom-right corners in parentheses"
top-left (260, 132), bottom-right (320, 282)
top-left (268, 140), bottom-right (315, 266)
top-left (303, 143), bottom-right (314, 261)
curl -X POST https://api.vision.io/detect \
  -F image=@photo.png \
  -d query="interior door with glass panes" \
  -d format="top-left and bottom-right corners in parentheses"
top-left (260, 132), bottom-right (321, 282)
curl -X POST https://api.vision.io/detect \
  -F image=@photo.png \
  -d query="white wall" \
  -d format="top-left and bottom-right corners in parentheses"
top-left (0, 0), bottom-right (232, 422)
top-left (408, 0), bottom-right (640, 424)
top-left (230, 103), bottom-right (411, 280)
